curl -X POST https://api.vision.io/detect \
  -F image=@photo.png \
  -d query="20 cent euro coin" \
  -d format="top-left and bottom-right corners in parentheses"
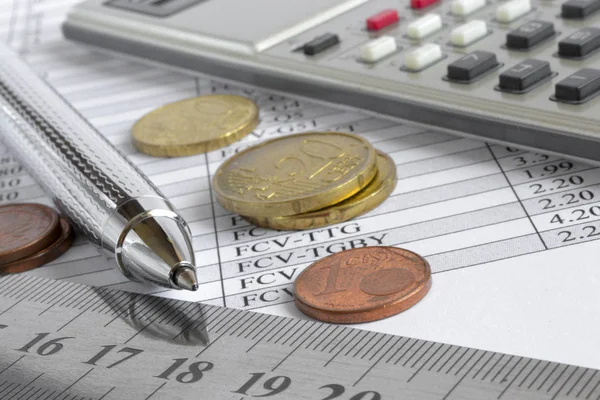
top-left (213, 132), bottom-right (378, 217)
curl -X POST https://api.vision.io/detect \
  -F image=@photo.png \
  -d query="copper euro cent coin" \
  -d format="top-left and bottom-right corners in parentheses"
top-left (1, 218), bottom-right (74, 274)
top-left (0, 203), bottom-right (61, 265)
top-left (294, 246), bottom-right (432, 323)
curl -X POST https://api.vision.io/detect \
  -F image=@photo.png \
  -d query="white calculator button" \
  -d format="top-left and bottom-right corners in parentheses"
top-left (404, 43), bottom-right (443, 71)
top-left (451, 0), bottom-right (486, 16)
top-left (496, 0), bottom-right (532, 22)
top-left (359, 36), bottom-right (397, 62)
top-left (450, 20), bottom-right (488, 46)
top-left (407, 14), bottom-right (443, 39)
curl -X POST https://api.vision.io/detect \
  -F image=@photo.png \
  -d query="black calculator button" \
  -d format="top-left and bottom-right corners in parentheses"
top-left (303, 34), bottom-right (340, 56)
top-left (447, 51), bottom-right (498, 81)
top-left (555, 68), bottom-right (600, 102)
top-left (506, 21), bottom-right (555, 49)
top-left (499, 59), bottom-right (552, 91)
top-left (562, 0), bottom-right (600, 18)
top-left (558, 28), bottom-right (600, 58)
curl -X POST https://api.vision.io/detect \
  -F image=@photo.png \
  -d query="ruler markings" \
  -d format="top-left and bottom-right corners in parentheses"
top-left (133, 296), bottom-right (164, 322)
top-left (313, 325), bottom-right (340, 351)
top-left (539, 363), bottom-right (561, 391)
top-left (353, 336), bottom-right (397, 387)
top-left (586, 374), bottom-right (600, 399)
top-left (178, 305), bottom-right (218, 334)
top-left (325, 326), bottom-right (356, 354)
top-left (361, 333), bottom-right (387, 360)
top-left (216, 308), bottom-right (247, 335)
top-left (428, 344), bottom-right (452, 372)
top-left (411, 341), bottom-right (438, 369)
top-left (454, 348), bottom-right (479, 379)
top-left (496, 357), bottom-right (525, 399)
top-left (214, 308), bottom-right (245, 335)
top-left (56, 283), bottom-right (89, 308)
top-left (144, 382), bottom-right (167, 400)
top-left (208, 307), bottom-right (239, 336)
top-left (228, 311), bottom-right (257, 337)
top-left (290, 322), bottom-right (323, 348)
top-left (344, 330), bottom-right (372, 358)
top-left (356, 332), bottom-right (381, 359)
top-left (2, 275), bottom-right (30, 299)
top-left (502, 356), bottom-right (524, 383)
top-left (304, 323), bottom-right (332, 349)
top-left (566, 367), bottom-right (587, 397)
top-left (237, 312), bottom-right (267, 338)
top-left (407, 342), bottom-right (442, 383)
top-left (455, 347), bottom-right (481, 378)
top-left (1, 275), bottom-right (598, 399)
top-left (276, 319), bottom-right (306, 345)
top-left (0, 355), bottom-right (25, 376)
top-left (401, 339), bottom-right (427, 367)
top-left (53, 368), bottom-right (94, 400)
top-left (293, 322), bottom-right (322, 348)
top-left (368, 335), bottom-right (397, 362)
top-left (144, 299), bottom-right (179, 327)
top-left (57, 309), bottom-right (88, 332)
top-left (441, 349), bottom-right (483, 400)
top-left (17, 385), bottom-right (39, 400)
top-left (247, 316), bottom-right (283, 349)
top-left (552, 366), bottom-right (579, 399)
top-left (6, 372), bottom-right (43, 400)
top-left (98, 387), bottom-right (115, 400)
top-left (529, 361), bottom-right (551, 389)
top-left (548, 365), bottom-right (570, 394)
top-left (248, 314), bottom-right (275, 341)
top-left (433, 344), bottom-right (459, 373)
top-left (237, 312), bottom-right (267, 337)
top-left (196, 328), bottom-right (228, 357)
top-left (269, 319), bottom-right (298, 344)
top-left (325, 329), bottom-right (363, 367)
top-left (101, 293), bottom-right (132, 324)
top-left (0, 382), bottom-right (20, 398)
top-left (384, 337), bottom-right (410, 364)
top-left (492, 355), bottom-right (515, 383)
top-left (35, 279), bottom-right (69, 304)
top-left (272, 323), bottom-right (324, 372)
top-left (393, 338), bottom-right (419, 366)
top-left (0, 275), bottom-right (21, 296)
top-left (448, 347), bottom-right (472, 375)
top-left (518, 359), bottom-right (541, 387)
top-left (482, 353), bottom-right (505, 381)
top-left (0, 299), bottom-right (23, 316)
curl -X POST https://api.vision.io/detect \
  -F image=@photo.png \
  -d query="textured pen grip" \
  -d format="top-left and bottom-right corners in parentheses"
top-left (0, 45), bottom-right (164, 245)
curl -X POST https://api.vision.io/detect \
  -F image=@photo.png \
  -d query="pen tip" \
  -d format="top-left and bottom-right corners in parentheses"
top-left (173, 265), bottom-right (199, 291)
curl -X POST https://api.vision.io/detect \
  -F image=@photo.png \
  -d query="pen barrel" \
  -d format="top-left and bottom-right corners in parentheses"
top-left (0, 45), bottom-right (193, 285)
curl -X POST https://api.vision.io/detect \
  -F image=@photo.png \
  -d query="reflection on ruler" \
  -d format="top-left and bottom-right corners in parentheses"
top-left (0, 274), bottom-right (595, 399)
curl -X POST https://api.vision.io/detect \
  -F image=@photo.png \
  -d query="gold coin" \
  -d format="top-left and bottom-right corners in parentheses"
top-left (213, 132), bottom-right (378, 217)
top-left (245, 151), bottom-right (396, 230)
top-left (132, 94), bottom-right (259, 157)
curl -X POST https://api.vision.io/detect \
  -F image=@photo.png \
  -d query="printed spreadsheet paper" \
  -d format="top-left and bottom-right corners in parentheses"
top-left (2, 0), bottom-right (600, 372)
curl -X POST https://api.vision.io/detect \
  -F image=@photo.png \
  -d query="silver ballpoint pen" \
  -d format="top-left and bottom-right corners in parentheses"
top-left (0, 43), bottom-right (199, 291)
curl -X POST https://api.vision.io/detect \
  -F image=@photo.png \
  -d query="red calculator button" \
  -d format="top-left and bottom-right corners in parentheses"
top-left (411, 0), bottom-right (440, 9)
top-left (366, 9), bottom-right (399, 31)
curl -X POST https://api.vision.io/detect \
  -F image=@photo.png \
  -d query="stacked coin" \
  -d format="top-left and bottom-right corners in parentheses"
top-left (132, 94), bottom-right (259, 157)
top-left (213, 132), bottom-right (397, 230)
top-left (0, 203), bottom-right (75, 273)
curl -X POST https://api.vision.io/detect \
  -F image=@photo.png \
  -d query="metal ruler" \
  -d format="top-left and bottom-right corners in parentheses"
top-left (0, 274), bottom-right (596, 400)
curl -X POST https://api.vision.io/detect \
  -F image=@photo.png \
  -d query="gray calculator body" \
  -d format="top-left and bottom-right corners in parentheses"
top-left (63, 0), bottom-right (600, 163)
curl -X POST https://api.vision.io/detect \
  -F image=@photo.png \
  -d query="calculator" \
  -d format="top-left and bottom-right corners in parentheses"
top-left (63, 0), bottom-right (600, 163)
